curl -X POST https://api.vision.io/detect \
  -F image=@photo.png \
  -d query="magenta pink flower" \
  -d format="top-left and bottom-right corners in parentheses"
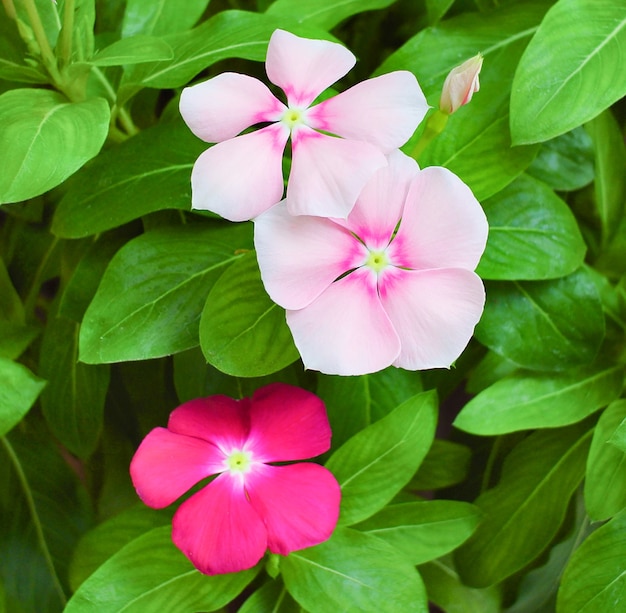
top-left (179, 29), bottom-right (428, 221)
top-left (254, 152), bottom-right (488, 376)
top-left (129, 383), bottom-right (341, 575)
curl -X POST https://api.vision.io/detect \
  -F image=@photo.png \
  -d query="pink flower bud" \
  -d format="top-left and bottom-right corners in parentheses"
top-left (439, 54), bottom-right (483, 114)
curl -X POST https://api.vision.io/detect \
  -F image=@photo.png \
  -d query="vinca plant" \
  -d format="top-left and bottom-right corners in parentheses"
top-left (1, 0), bottom-right (625, 611)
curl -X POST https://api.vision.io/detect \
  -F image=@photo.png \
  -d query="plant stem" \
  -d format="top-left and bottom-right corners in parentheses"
top-left (410, 109), bottom-right (449, 160)
top-left (481, 436), bottom-right (503, 492)
top-left (2, 0), bottom-right (16, 18)
top-left (57, 0), bottom-right (74, 67)
top-left (19, 0), bottom-right (62, 82)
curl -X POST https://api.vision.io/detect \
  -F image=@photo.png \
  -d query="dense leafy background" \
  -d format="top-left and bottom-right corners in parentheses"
top-left (0, 0), bottom-right (625, 611)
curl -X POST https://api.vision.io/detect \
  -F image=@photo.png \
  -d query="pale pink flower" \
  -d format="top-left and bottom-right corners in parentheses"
top-left (254, 152), bottom-right (488, 376)
top-left (130, 383), bottom-right (340, 575)
top-left (439, 54), bottom-right (483, 114)
top-left (179, 29), bottom-right (428, 221)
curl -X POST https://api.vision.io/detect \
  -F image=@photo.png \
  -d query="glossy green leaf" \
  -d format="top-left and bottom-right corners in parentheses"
top-left (239, 580), bottom-right (299, 613)
top-left (585, 400), bottom-right (626, 521)
top-left (511, 0), bottom-right (626, 144)
top-left (65, 526), bottom-right (258, 612)
top-left (608, 417), bottom-right (626, 453)
top-left (356, 500), bottom-right (481, 565)
top-left (265, 0), bottom-right (396, 29)
top-left (0, 358), bottom-right (45, 436)
top-left (281, 527), bottom-right (428, 613)
top-left (0, 90), bottom-right (109, 204)
top-left (39, 316), bottom-right (109, 457)
top-left (454, 423), bottom-right (592, 587)
top-left (409, 440), bottom-right (471, 491)
top-left (326, 391), bottom-right (437, 526)
top-left (556, 509), bottom-right (626, 613)
top-left (527, 127), bottom-right (595, 191)
top-left (586, 109), bottom-right (626, 247)
top-left (476, 267), bottom-right (605, 371)
top-left (465, 350), bottom-right (519, 394)
top-left (0, 259), bottom-right (23, 323)
top-left (0, 322), bottom-right (39, 360)
top-left (89, 35), bottom-right (173, 65)
top-left (122, 0), bottom-right (211, 36)
top-left (477, 174), bottom-right (586, 280)
top-left (52, 120), bottom-right (205, 239)
top-left (425, 0), bottom-right (456, 24)
top-left (79, 223), bottom-right (252, 363)
top-left (454, 363), bottom-right (624, 435)
top-left (419, 560), bottom-right (501, 613)
top-left (200, 251), bottom-right (299, 377)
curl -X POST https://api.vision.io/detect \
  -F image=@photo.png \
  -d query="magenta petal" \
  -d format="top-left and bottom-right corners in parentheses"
top-left (191, 124), bottom-right (289, 221)
top-left (246, 383), bottom-right (331, 463)
top-left (308, 71), bottom-right (428, 152)
top-left (388, 166), bottom-right (488, 270)
top-left (168, 396), bottom-right (250, 453)
top-left (180, 73), bottom-right (285, 143)
top-left (254, 202), bottom-right (366, 310)
top-left (130, 428), bottom-right (225, 509)
top-left (379, 267), bottom-right (486, 370)
top-left (286, 268), bottom-right (401, 376)
top-left (265, 30), bottom-right (355, 107)
top-left (246, 463), bottom-right (340, 555)
top-left (172, 473), bottom-right (268, 575)
top-left (287, 128), bottom-right (387, 218)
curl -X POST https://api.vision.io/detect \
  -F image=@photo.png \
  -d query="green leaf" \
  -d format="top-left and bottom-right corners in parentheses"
top-left (409, 440), bottom-right (472, 491)
top-left (454, 363), bottom-right (624, 435)
top-left (511, 0), bottom-right (626, 144)
top-left (475, 267), bottom-right (605, 371)
top-left (281, 527), bottom-right (428, 613)
top-left (425, 0), bottom-right (456, 24)
top-left (355, 500), bottom-right (481, 565)
top-left (0, 322), bottom-right (39, 360)
top-left (0, 259), bottom-right (23, 323)
top-left (122, 0), bottom-right (211, 37)
top-left (454, 423), bottom-right (592, 587)
top-left (79, 223), bottom-right (252, 363)
top-left (608, 417), bottom-right (626, 453)
top-left (265, 0), bottom-right (397, 29)
top-left (0, 90), bottom-right (109, 204)
top-left (419, 560), bottom-right (501, 613)
top-left (586, 109), bottom-right (626, 247)
top-left (52, 120), bottom-right (205, 239)
top-left (585, 400), bottom-right (626, 521)
top-left (89, 35), bottom-right (173, 65)
top-left (526, 127), bottom-right (595, 191)
top-left (69, 504), bottom-right (171, 590)
top-left (65, 525), bottom-right (259, 612)
top-left (39, 316), bottom-right (109, 458)
top-left (325, 391), bottom-right (437, 526)
top-left (556, 509), bottom-right (626, 613)
top-left (200, 251), bottom-right (298, 377)
top-left (0, 358), bottom-right (45, 436)
top-left (476, 174), bottom-right (586, 280)
top-left (239, 580), bottom-right (299, 613)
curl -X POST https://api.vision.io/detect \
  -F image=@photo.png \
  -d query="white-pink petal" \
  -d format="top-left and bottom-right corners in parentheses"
top-left (190, 124), bottom-right (289, 221)
top-left (179, 73), bottom-right (285, 143)
top-left (308, 71), bottom-right (429, 153)
top-left (287, 127), bottom-right (387, 218)
top-left (388, 166), bottom-right (488, 271)
top-left (286, 268), bottom-right (401, 376)
top-left (254, 202), bottom-right (365, 310)
top-left (379, 267), bottom-right (486, 370)
top-left (265, 29), bottom-right (355, 107)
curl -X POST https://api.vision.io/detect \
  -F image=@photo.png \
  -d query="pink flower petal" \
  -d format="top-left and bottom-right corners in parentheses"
top-left (254, 202), bottom-right (366, 310)
top-left (246, 383), bottom-right (331, 463)
top-left (168, 396), bottom-right (250, 453)
top-left (342, 150), bottom-right (419, 250)
top-left (379, 267), bottom-right (486, 370)
top-left (179, 73), bottom-right (285, 143)
top-left (286, 268), bottom-right (401, 375)
top-left (265, 30), bottom-right (355, 107)
top-left (172, 473), bottom-right (268, 575)
top-left (245, 463), bottom-right (340, 555)
top-left (130, 427), bottom-right (225, 509)
top-left (308, 71), bottom-right (428, 152)
top-left (388, 166), bottom-right (488, 270)
top-left (191, 124), bottom-right (289, 221)
top-left (287, 127), bottom-right (387, 218)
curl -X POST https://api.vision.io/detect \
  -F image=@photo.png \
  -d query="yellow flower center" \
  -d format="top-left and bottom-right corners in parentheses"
top-left (282, 107), bottom-right (306, 129)
top-left (226, 450), bottom-right (252, 474)
top-left (366, 250), bottom-right (389, 273)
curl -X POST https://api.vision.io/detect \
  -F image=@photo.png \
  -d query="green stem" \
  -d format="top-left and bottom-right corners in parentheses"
top-left (19, 0), bottom-right (61, 82)
top-left (1, 437), bottom-right (67, 606)
top-left (481, 436), bottom-right (503, 492)
top-left (410, 109), bottom-right (449, 160)
top-left (2, 0), bottom-right (16, 18)
top-left (57, 0), bottom-right (75, 68)
top-left (24, 235), bottom-right (59, 320)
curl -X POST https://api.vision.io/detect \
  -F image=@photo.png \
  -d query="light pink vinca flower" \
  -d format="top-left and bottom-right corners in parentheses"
top-left (439, 54), bottom-right (483, 114)
top-left (254, 152), bottom-right (488, 376)
top-left (179, 29), bottom-right (428, 221)
top-left (130, 383), bottom-right (341, 575)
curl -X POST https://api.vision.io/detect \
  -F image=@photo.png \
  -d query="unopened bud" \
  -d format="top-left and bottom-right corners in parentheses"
top-left (439, 54), bottom-right (483, 114)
